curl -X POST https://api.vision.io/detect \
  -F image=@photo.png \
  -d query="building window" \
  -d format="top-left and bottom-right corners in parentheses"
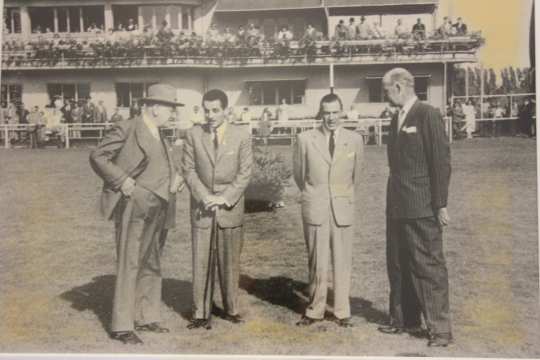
top-left (1, 84), bottom-right (23, 108)
top-left (115, 83), bottom-right (157, 108)
top-left (367, 76), bottom-right (430, 102)
top-left (47, 83), bottom-right (90, 104)
top-left (248, 81), bottom-right (305, 106)
top-left (29, 6), bottom-right (104, 33)
top-left (4, 8), bottom-right (21, 34)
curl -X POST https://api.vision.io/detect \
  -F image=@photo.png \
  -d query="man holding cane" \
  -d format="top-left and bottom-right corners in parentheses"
top-left (183, 89), bottom-right (253, 329)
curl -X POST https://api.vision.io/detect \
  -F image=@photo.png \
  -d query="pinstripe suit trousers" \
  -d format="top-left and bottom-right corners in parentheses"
top-left (386, 216), bottom-right (452, 335)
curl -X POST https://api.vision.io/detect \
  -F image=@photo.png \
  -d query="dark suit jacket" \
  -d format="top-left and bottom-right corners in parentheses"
top-left (89, 117), bottom-right (180, 227)
top-left (183, 123), bottom-right (253, 229)
top-left (387, 100), bottom-right (451, 219)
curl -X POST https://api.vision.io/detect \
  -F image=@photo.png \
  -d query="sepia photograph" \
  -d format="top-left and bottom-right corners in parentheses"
top-left (0, 0), bottom-right (537, 358)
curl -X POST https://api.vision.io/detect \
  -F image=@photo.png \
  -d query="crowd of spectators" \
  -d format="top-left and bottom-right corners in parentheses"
top-left (2, 16), bottom-right (482, 67)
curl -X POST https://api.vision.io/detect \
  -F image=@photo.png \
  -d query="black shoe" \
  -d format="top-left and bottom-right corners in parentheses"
top-left (428, 333), bottom-right (453, 347)
top-left (135, 322), bottom-right (170, 333)
top-left (187, 318), bottom-right (212, 330)
top-left (111, 331), bottom-right (143, 345)
top-left (296, 316), bottom-right (321, 326)
top-left (223, 314), bottom-right (245, 324)
top-left (378, 325), bottom-right (405, 334)
top-left (334, 317), bottom-right (354, 328)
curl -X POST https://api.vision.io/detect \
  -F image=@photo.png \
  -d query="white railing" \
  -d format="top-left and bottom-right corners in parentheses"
top-left (0, 117), bottom-right (455, 149)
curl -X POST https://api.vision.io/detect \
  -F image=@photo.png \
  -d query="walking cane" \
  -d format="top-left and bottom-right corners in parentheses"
top-left (201, 207), bottom-right (218, 329)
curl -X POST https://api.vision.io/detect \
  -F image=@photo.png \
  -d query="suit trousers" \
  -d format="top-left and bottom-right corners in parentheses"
top-left (303, 211), bottom-right (353, 320)
top-left (386, 217), bottom-right (452, 335)
top-left (192, 224), bottom-right (244, 319)
top-left (111, 186), bottom-right (167, 332)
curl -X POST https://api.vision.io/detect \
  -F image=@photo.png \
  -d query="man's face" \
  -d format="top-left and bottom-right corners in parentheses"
top-left (383, 80), bottom-right (401, 107)
top-left (151, 103), bottom-right (175, 128)
top-left (203, 99), bottom-right (226, 129)
top-left (321, 100), bottom-right (342, 132)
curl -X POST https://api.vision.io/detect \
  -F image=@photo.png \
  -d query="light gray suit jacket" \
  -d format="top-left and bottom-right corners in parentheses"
top-left (294, 126), bottom-right (364, 226)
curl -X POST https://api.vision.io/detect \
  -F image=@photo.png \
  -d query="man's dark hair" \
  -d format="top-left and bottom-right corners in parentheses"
top-left (316, 93), bottom-right (343, 119)
top-left (202, 89), bottom-right (228, 109)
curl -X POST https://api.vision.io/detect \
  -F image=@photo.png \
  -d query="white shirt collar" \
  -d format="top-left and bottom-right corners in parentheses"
top-left (401, 95), bottom-right (418, 116)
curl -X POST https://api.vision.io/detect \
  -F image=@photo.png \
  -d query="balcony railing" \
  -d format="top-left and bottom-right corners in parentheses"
top-left (1, 36), bottom-right (483, 70)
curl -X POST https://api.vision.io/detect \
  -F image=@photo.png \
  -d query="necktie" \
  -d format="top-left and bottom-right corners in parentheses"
top-left (212, 129), bottom-right (219, 151)
top-left (329, 130), bottom-right (335, 158)
top-left (398, 109), bottom-right (405, 129)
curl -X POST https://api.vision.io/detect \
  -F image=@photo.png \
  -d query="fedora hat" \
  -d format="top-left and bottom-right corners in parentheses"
top-left (141, 83), bottom-right (184, 107)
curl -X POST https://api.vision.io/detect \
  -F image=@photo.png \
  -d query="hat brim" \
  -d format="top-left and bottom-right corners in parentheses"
top-left (141, 97), bottom-right (184, 107)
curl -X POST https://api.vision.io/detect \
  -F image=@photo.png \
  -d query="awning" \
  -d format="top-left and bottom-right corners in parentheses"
top-left (215, 0), bottom-right (323, 12)
top-left (324, 0), bottom-right (438, 7)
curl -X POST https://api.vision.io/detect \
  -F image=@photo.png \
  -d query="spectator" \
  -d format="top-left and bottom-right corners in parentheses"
top-left (371, 21), bottom-right (386, 39)
top-left (277, 25), bottom-right (293, 41)
top-left (412, 18), bottom-right (426, 40)
top-left (334, 20), bottom-right (348, 40)
top-left (206, 23), bottom-right (219, 42)
top-left (277, 98), bottom-right (289, 122)
top-left (304, 24), bottom-right (317, 41)
top-left (157, 20), bottom-right (174, 43)
top-left (95, 100), bottom-right (108, 123)
top-left (237, 25), bottom-right (246, 43)
top-left (5, 102), bottom-right (18, 124)
top-left (27, 105), bottom-right (43, 148)
top-left (126, 18), bottom-right (137, 32)
top-left (239, 107), bottom-right (251, 125)
top-left (394, 18), bottom-right (408, 39)
top-left (258, 107), bottom-right (273, 146)
top-left (453, 17), bottom-right (468, 36)
top-left (347, 17), bottom-right (357, 40)
top-left (461, 99), bottom-right (476, 139)
top-left (439, 16), bottom-right (453, 38)
top-left (129, 100), bottom-right (141, 119)
top-left (17, 103), bottom-right (29, 124)
top-left (110, 107), bottom-right (124, 123)
top-left (357, 16), bottom-right (372, 40)
top-left (61, 99), bottom-right (73, 123)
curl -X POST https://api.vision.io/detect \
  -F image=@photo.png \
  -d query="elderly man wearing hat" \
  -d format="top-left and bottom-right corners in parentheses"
top-left (90, 83), bottom-right (185, 345)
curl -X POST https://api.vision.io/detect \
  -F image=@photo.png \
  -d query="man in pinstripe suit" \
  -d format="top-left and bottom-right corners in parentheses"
top-left (378, 68), bottom-right (453, 347)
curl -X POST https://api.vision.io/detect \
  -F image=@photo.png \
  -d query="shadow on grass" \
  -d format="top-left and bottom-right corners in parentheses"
top-left (59, 275), bottom-right (115, 332)
top-left (60, 275), bottom-right (193, 332)
top-left (239, 274), bottom-right (388, 324)
top-left (245, 199), bottom-right (273, 214)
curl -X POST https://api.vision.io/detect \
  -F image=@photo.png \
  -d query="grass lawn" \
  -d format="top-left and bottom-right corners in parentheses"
top-left (0, 137), bottom-right (538, 357)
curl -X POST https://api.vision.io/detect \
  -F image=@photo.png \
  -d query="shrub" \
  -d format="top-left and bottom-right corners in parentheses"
top-left (245, 146), bottom-right (292, 207)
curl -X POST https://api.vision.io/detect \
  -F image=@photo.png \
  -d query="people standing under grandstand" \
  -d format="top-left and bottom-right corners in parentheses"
top-left (95, 100), bottom-right (108, 123)
top-left (183, 89), bottom-right (253, 330)
top-left (258, 107), bottom-right (273, 146)
top-left (304, 24), bottom-right (317, 41)
top-left (372, 21), bottom-right (386, 39)
top-left (453, 17), bottom-right (468, 36)
top-left (237, 25), bottom-right (246, 43)
top-left (27, 105), bottom-right (43, 148)
top-left (394, 19), bottom-right (408, 39)
top-left (110, 107), bottom-right (124, 123)
top-left (357, 16), bottom-right (372, 40)
top-left (518, 98), bottom-right (535, 137)
top-left (293, 93), bottom-right (363, 328)
top-left (61, 100), bottom-right (73, 124)
top-left (439, 17), bottom-right (453, 38)
top-left (334, 20), bottom-right (348, 41)
top-left (126, 18), bottom-right (137, 32)
top-left (129, 100), bottom-right (141, 119)
top-left (89, 83), bottom-right (184, 345)
top-left (277, 98), bottom-right (289, 122)
top-left (347, 17), bottom-right (357, 40)
top-left (379, 68), bottom-right (452, 347)
top-left (461, 99), bottom-right (476, 139)
top-left (412, 18), bottom-right (426, 40)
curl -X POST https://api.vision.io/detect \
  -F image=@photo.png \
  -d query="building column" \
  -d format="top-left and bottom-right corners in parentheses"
top-left (104, 2), bottom-right (114, 31)
top-left (187, 7), bottom-right (192, 31)
top-left (165, 6), bottom-right (171, 27)
top-left (432, 4), bottom-right (438, 31)
top-left (67, 8), bottom-right (71, 32)
top-left (79, 7), bottom-right (85, 32)
top-left (138, 6), bottom-right (143, 30)
top-left (53, 8), bottom-right (59, 33)
top-left (178, 6), bottom-right (183, 30)
top-left (152, 7), bottom-right (157, 30)
top-left (20, 6), bottom-right (31, 37)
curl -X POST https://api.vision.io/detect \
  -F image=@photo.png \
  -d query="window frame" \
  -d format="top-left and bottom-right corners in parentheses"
top-left (46, 83), bottom-right (91, 104)
top-left (366, 75), bottom-right (431, 102)
top-left (1, 84), bottom-right (23, 108)
top-left (247, 80), bottom-right (306, 106)
top-left (115, 82), bottom-right (158, 108)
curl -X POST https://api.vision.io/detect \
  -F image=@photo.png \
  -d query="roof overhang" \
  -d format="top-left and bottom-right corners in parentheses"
top-left (215, 0), bottom-right (323, 12)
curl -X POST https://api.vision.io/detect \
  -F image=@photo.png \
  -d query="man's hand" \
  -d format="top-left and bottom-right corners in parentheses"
top-left (170, 173), bottom-right (185, 194)
top-left (120, 177), bottom-right (136, 197)
top-left (203, 195), bottom-right (229, 211)
top-left (436, 207), bottom-right (450, 227)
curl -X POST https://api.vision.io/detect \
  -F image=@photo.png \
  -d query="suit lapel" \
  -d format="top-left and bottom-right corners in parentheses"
top-left (201, 125), bottom-right (216, 166)
top-left (332, 128), bottom-right (349, 163)
top-left (134, 118), bottom-right (154, 156)
top-left (216, 124), bottom-right (231, 164)
top-left (312, 127), bottom-right (332, 165)
top-left (398, 100), bottom-right (420, 134)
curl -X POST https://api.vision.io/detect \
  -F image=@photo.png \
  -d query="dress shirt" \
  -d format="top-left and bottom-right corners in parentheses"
top-left (398, 95), bottom-right (418, 130)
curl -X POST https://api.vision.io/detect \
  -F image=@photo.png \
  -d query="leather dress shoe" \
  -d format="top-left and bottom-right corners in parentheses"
top-left (187, 318), bottom-right (212, 330)
top-left (223, 314), bottom-right (245, 324)
top-left (428, 333), bottom-right (453, 347)
top-left (135, 322), bottom-right (170, 333)
top-left (111, 331), bottom-right (143, 345)
top-left (334, 317), bottom-right (354, 328)
top-left (378, 325), bottom-right (425, 336)
top-left (296, 316), bottom-right (321, 326)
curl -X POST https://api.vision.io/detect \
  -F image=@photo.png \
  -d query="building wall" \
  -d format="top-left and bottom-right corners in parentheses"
top-left (2, 62), bottom-right (445, 119)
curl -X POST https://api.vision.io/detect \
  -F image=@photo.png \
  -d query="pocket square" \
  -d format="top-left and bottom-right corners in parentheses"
top-left (402, 126), bottom-right (417, 134)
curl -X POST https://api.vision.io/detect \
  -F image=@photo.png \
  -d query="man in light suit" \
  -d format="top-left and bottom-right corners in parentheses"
top-left (183, 89), bottom-right (253, 330)
top-left (293, 93), bottom-right (364, 327)
top-left (90, 83), bottom-right (184, 344)
top-left (378, 68), bottom-right (452, 347)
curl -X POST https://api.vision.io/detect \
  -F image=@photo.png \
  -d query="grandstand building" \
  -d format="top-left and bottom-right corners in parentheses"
top-left (1, 0), bottom-right (483, 120)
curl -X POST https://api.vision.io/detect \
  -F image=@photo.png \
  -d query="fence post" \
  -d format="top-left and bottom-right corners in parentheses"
top-left (65, 124), bottom-right (70, 149)
top-left (4, 126), bottom-right (9, 149)
top-left (378, 119), bottom-right (382, 146)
